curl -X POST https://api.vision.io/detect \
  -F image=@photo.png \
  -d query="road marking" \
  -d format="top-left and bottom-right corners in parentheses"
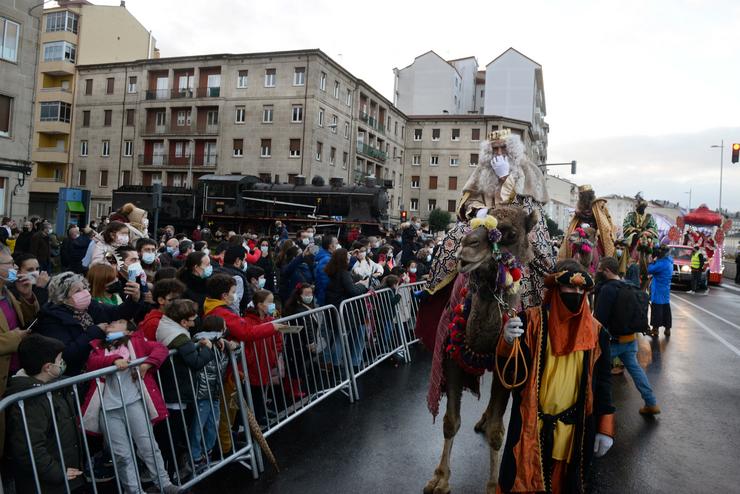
top-left (671, 301), bottom-right (740, 357)
top-left (719, 283), bottom-right (740, 294)
top-left (672, 294), bottom-right (740, 332)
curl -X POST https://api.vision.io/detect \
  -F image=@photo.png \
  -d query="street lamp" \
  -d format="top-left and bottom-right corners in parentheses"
top-left (684, 188), bottom-right (692, 210)
top-left (710, 140), bottom-right (724, 213)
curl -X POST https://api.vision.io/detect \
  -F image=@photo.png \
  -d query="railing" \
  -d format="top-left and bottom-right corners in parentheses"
top-left (142, 124), bottom-right (219, 136)
top-left (40, 87), bottom-right (72, 93)
top-left (145, 89), bottom-right (170, 100)
top-left (145, 87), bottom-right (220, 100)
top-left (138, 154), bottom-right (191, 167)
top-left (359, 111), bottom-right (385, 134)
top-left (357, 142), bottom-right (387, 162)
top-left (193, 154), bottom-right (218, 167)
top-left (196, 87), bottom-right (221, 98)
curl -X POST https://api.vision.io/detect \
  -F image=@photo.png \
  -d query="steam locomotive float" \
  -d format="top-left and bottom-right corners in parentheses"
top-left (112, 174), bottom-right (390, 234)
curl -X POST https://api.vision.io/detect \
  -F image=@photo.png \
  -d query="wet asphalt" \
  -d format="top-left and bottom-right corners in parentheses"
top-left (195, 284), bottom-right (740, 494)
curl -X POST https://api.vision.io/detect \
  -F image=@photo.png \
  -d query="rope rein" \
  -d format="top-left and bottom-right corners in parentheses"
top-left (492, 294), bottom-right (529, 390)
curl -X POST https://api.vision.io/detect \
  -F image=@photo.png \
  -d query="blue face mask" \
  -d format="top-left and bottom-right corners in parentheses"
top-left (166, 246), bottom-right (176, 255)
top-left (266, 302), bottom-right (276, 315)
top-left (258, 277), bottom-right (266, 289)
top-left (106, 331), bottom-right (125, 342)
top-left (5, 268), bottom-right (17, 283)
top-left (142, 252), bottom-right (156, 265)
top-left (201, 265), bottom-right (213, 279)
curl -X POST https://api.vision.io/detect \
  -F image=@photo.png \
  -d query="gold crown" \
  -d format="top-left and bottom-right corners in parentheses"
top-left (578, 184), bottom-right (593, 192)
top-left (488, 129), bottom-right (512, 142)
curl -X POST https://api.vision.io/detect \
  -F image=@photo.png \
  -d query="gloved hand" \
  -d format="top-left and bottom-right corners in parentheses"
top-left (475, 208), bottom-right (489, 219)
top-left (593, 433), bottom-right (613, 458)
top-left (503, 317), bottom-right (524, 345)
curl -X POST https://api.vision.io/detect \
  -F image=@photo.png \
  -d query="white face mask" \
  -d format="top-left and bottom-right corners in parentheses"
top-left (491, 155), bottom-right (511, 178)
top-left (115, 234), bottom-right (130, 246)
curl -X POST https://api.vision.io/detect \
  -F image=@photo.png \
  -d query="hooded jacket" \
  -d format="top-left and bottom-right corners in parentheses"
top-left (178, 269), bottom-right (209, 312)
top-left (313, 248), bottom-right (332, 306)
top-left (5, 372), bottom-right (84, 494)
top-left (192, 331), bottom-right (229, 401)
top-left (279, 254), bottom-right (316, 302)
top-left (138, 308), bottom-right (164, 341)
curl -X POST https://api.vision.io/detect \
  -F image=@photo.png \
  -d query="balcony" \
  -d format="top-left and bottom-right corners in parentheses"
top-left (36, 120), bottom-right (70, 134)
top-left (141, 123), bottom-right (219, 136)
top-left (196, 86), bottom-right (221, 98)
top-left (32, 147), bottom-right (68, 163)
top-left (40, 60), bottom-right (75, 76)
top-left (359, 111), bottom-right (385, 134)
top-left (193, 154), bottom-right (218, 167)
top-left (138, 154), bottom-right (190, 167)
top-left (39, 87), bottom-right (73, 104)
top-left (357, 143), bottom-right (387, 162)
top-left (30, 176), bottom-right (66, 194)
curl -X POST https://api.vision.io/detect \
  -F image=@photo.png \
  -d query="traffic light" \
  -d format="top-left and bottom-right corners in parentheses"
top-left (400, 210), bottom-right (408, 222)
top-left (570, 160), bottom-right (577, 174)
top-left (732, 143), bottom-right (740, 164)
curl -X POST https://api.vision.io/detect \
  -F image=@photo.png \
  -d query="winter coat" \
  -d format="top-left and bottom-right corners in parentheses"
top-left (217, 264), bottom-right (250, 315)
top-left (648, 256), bottom-right (673, 304)
top-left (81, 333), bottom-right (169, 433)
top-left (155, 316), bottom-right (214, 405)
top-left (34, 297), bottom-right (142, 376)
top-left (69, 235), bottom-right (92, 273)
top-left (178, 270), bottom-right (209, 312)
top-left (256, 255), bottom-right (278, 294)
top-left (192, 331), bottom-right (229, 401)
top-left (30, 231), bottom-right (51, 263)
top-left (14, 230), bottom-right (33, 254)
top-left (90, 238), bottom-right (118, 266)
top-left (325, 270), bottom-right (367, 309)
top-left (5, 372), bottom-right (84, 494)
top-left (138, 308), bottom-right (164, 341)
top-left (280, 254), bottom-right (315, 302)
top-left (313, 248), bottom-right (332, 306)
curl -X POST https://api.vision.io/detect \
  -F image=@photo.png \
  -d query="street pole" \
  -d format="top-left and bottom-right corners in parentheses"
top-left (711, 140), bottom-right (724, 213)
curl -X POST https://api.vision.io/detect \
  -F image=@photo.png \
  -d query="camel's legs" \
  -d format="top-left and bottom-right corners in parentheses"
top-left (424, 360), bottom-right (464, 494)
top-left (484, 376), bottom-right (511, 494)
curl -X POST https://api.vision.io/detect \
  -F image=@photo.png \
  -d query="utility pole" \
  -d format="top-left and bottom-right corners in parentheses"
top-left (710, 140), bottom-right (724, 213)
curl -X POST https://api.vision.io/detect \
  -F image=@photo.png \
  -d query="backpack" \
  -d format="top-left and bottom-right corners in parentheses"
top-left (609, 281), bottom-right (650, 335)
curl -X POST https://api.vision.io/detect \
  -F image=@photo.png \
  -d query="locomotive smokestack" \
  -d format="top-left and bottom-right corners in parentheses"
top-left (294, 175), bottom-right (306, 186)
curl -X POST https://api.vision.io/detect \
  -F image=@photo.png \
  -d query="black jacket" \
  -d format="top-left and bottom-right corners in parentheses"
top-left (14, 230), bottom-right (33, 255)
top-left (5, 374), bottom-right (84, 494)
top-left (325, 270), bottom-right (367, 309)
top-left (178, 270), bottom-right (209, 312)
top-left (159, 331), bottom-right (215, 405)
top-left (69, 235), bottom-right (92, 274)
top-left (34, 297), bottom-right (141, 376)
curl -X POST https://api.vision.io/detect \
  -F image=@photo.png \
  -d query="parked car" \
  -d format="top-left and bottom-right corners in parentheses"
top-left (669, 244), bottom-right (707, 289)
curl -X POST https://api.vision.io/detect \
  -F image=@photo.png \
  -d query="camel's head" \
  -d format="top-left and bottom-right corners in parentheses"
top-left (458, 226), bottom-right (492, 273)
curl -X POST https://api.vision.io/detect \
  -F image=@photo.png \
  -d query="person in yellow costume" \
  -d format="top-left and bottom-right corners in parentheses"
top-left (496, 259), bottom-right (615, 494)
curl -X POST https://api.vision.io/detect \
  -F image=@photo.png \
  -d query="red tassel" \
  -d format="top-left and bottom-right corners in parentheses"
top-left (510, 267), bottom-right (522, 282)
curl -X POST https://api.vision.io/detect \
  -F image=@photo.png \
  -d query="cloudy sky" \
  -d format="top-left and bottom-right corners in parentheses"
top-left (102, 0), bottom-right (740, 211)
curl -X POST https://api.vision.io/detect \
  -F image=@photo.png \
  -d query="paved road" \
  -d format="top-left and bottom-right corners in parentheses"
top-left (196, 284), bottom-right (740, 493)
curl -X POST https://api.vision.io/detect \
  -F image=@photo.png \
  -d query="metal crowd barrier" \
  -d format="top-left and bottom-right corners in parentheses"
top-left (0, 344), bottom-right (259, 494)
top-left (395, 281), bottom-right (427, 347)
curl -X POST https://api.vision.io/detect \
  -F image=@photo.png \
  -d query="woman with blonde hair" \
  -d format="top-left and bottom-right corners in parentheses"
top-left (86, 262), bottom-right (122, 305)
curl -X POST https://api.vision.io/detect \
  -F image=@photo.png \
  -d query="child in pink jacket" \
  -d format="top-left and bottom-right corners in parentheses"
top-left (82, 329), bottom-right (179, 494)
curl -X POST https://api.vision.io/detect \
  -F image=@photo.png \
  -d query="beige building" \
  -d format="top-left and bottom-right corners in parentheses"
top-left (544, 175), bottom-right (578, 233)
top-left (0, 0), bottom-right (41, 220)
top-left (29, 0), bottom-right (155, 218)
top-left (401, 115), bottom-right (535, 220)
top-left (72, 49), bottom-right (407, 220)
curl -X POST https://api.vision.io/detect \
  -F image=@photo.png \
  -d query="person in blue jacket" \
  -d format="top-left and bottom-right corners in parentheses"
top-left (313, 235), bottom-right (339, 306)
top-left (647, 245), bottom-right (673, 337)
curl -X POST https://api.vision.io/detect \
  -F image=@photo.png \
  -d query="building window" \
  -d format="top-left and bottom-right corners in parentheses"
top-left (128, 76), bottom-right (137, 93)
top-left (414, 128), bottom-right (422, 141)
top-left (318, 108), bottom-right (324, 127)
top-left (121, 170), bottom-right (131, 186)
top-left (82, 110), bottom-right (90, 127)
top-left (233, 139), bottom-right (243, 157)
top-left (346, 89), bottom-right (352, 106)
top-left (432, 129), bottom-right (440, 141)
top-left (79, 140), bottom-right (88, 157)
top-left (330, 146), bottom-right (336, 165)
top-left (258, 173), bottom-right (271, 183)
top-left (84, 79), bottom-right (93, 95)
top-left (448, 176), bottom-right (457, 190)
top-left (264, 68), bottom-right (276, 87)
top-left (428, 199), bottom-right (437, 212)
top-left (394, 121), bottom-right (398, 135)
top-left (104, 110), bottom-right (112, 126)
top-left (401, 126), bottom-right (405, 138)
top-left (451, 128), bottom-right (460, 141)
top-left (234, 106), bottom-right (245, 124)
top-left (430, 155), bottom-right (439, 166)
top-left (237, 70), bottom-right (248, 88)
top-left (471, 128), bottom-right (480, 141)
top-left (289, 139), bottom-right (301, 157)
top-left (106, 78), bottom-right (115, 95)
top-left (102, 140), bottom-right (110, 157)
top-left (333, 81), bottom-right (340, 99)
top-left (291, 105), bottom-right (303, 122)
top-left (126, 109), bottom-right (135, 126)
top-left (450, 156), bottom-right (459, 167)
top-left (410, 198), bottom-right (419, 211)
top-left (0, 18), bottom-right (19, 63)
top-left (294, 67), bottom-right (305, 86)
top-left (342, 151), bottom-right (348, 169)
top-left (43, 41), bottom-right (76, 63)
top-left (315, 141), bottom-right (322, 161)
top-left (0, 95), bottom-right (10, 137)
top-left (447, 200), bottom-right (456, 213)
top-left (262, 105), bottom-right (273, 123)
top-left (412, 155), bottom-right (420, 166)
top-left (123, 140), bottom-right (133, 157)
top-left (99, 170), bottom-right (109, 187)
top-left (331, 115), bottom-right (338, 133)
top-left (429, 176), bottom-right (438, 189)
top-left (260, 139), bottom-right (272, 157)
top-left (40, 102), bottom-right (71, 122)
top-left (45, 11), bottom-right (78, 33)
top-left (319, 72), bottom-right (326, 91)
top-left (344, 121), bottom-right (349, 138)
top-left (78, 169), bottom-right (86, 187)
top-left (470, 153), bottom-right (479, 166)
top-left (411, 176), bottom-right (420, 188)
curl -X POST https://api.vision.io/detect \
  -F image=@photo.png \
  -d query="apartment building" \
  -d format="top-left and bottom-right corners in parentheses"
top-left (544, 175), bottom-right (578, 233)
top-left (72, 49), bottom-right (407, 219)
top-left (29, 0), bottom-right (155, 218)
top-left (0, 0), bottom-right (41, 220)
top-left (402, 115), bottom-right (535, 220)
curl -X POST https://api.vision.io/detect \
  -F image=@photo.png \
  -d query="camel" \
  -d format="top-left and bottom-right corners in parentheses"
top-left (424, 206), bottom-right (538, 494)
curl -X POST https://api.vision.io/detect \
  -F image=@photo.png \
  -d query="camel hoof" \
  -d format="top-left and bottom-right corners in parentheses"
top-left (474, 415), bottom-right (487, 433)
top-left (423, 476), bottom-right (451, 494)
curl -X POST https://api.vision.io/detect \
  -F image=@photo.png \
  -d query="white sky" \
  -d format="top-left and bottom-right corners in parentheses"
top-left (98, 0), bottom-right (740, 211)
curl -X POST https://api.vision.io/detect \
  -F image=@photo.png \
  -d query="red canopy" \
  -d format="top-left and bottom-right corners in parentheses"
top-left (682, 204), bottom-right (722, 226)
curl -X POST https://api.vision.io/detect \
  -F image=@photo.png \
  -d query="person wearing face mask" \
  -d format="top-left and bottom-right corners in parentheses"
top-left (256, 238), bottom-right (278, 294)
top-left (350, 246), bottom-right (383, 287)
top-left (498, 260), bottom-right (615, 493)
top-left (176, 251), bottom-right (212, 312)
top-left (110, 203), bottom-right (149, 244)
top-left (10, 252), bottom-right (50, 309)
top-left (30, 221), bottom-right (53, 273)
top-left (621, 193), bottom-right (659, 290)
top-left (279, 244), bottom-right (316, 303)
top-left (158, 237), bottom-right (181, 269)
top-left (60, 224), bottom-right (81, 272)
top-left (6, 335), bottom-right (86, 493)
top-left (34, 272), bottom-right (142, 376)
top-left (405, 260), bottom-right (419, 283)
top-left (13, 221), bottom-right (34, 255)
top-left (88, 262), bottom-right (124, 306)
top-left (136, 237), bottom-right (160, 280)
top-left (245, 265), bottom-right (267, 309)
top-left (216, 245), bottom-right (250, 315)
top-left (89, 221), bottom-right (130, 267)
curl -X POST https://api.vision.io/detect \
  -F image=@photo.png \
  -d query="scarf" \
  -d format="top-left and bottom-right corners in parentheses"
top-left (69, 305), bottom-right (95, 330)
top-left (544, 289), bottom-right (598, 357)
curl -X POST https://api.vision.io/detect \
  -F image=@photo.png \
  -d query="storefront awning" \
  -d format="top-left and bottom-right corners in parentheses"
top-left (66, 201), bottom-right (85, 213)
